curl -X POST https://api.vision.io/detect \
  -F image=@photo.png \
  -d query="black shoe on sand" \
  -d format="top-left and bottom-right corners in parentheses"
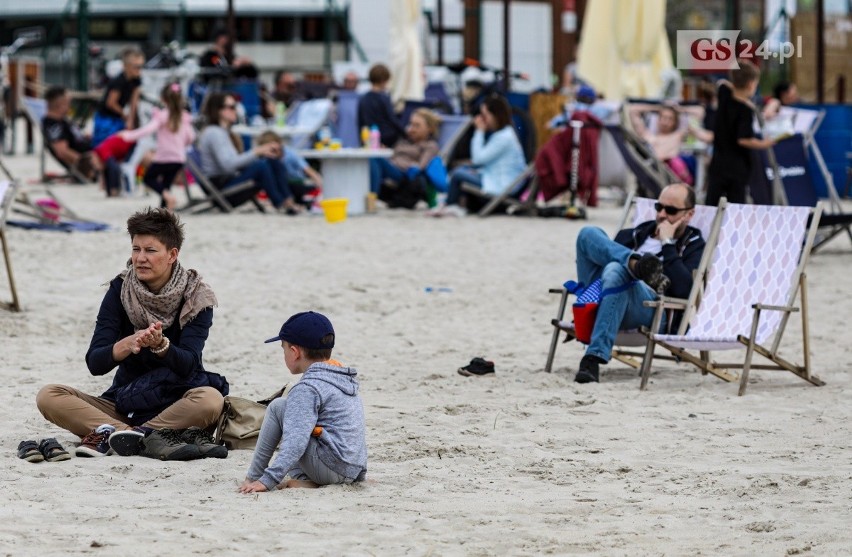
top-left (458, 357), bottom-right (496, 377)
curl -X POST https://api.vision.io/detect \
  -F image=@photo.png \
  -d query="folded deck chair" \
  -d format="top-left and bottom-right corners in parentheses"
top-left (544, 194), bottom-right (723, 373)
top-left (605, 124), bottom-right (679, 198)
top-left (638, 202), bottom-right (824, 395)
top-left (0, 180), bottom-right (21, 311)
top-left (181, 147), bottom-right (263, 214)
top-left (335, 91), bottom-right (362, 148)
top-left (285, 98), bottom-right (333, 150)
top-left (759, 133), bottom-right (852, 252)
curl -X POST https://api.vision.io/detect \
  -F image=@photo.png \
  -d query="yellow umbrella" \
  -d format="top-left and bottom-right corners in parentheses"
top-left (576, 0), bottom-right (674, 101)
top-left (389, 0), bottom-right (425, 104)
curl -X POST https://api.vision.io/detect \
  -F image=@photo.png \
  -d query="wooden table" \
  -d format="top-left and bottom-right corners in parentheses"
top-left (297, 148), bottom-right (393, 215)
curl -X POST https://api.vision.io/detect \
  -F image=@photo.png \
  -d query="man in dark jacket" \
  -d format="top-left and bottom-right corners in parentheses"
top-left (574, 183), bottom-right (705, 383)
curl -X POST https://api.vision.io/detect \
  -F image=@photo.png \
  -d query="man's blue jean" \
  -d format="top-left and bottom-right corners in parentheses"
top-left (575, 227), bottom-right (657, 362)
top-left (226, 158), bottom-right (291, 208)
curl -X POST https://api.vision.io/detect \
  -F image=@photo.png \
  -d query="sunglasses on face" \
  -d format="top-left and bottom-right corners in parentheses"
top-left (655, 202), bottom-right (691, 215)
top-left (222, 104), bottom-right (237, 110)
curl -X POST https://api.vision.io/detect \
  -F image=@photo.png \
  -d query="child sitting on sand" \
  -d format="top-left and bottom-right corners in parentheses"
top-left (238, 311), bottom-right (367, 492)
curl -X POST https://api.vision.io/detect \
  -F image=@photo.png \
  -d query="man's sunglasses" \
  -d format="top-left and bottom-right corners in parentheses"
top-left (655, 202), bottom-right (692, 215)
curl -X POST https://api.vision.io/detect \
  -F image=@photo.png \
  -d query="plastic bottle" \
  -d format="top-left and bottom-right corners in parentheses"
top-left (319, 126), bottom-right (332, 146)
top-left (360, 126), bottom-right (370, 148)
top-left (369, 125), bottom-right (380, 149)
top-left (275, 102), bottom-right (286, 127)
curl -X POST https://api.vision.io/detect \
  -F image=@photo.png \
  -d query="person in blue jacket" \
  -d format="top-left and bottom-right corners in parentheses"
top-left (36, 208), bottom-right (228, 457)
top-left (439, 94), bottom-right (526, 217)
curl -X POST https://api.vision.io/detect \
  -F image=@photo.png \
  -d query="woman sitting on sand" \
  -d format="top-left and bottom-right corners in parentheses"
top-left (197, 92), bottom-right (302, 214)
top-left (368, 108), bottom-right (441, 194)
top-left (34, 208), bottom-right (229, 459)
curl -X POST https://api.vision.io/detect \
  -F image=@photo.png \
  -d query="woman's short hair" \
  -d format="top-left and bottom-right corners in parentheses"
top-left (127, 208), bottom-right (185, 251)
top-left (368, 63), bottom-right (391, 85)
top-left (411, 108), bottom-right (441, 138)
top-left (482, 94), bottom-right (513, 129)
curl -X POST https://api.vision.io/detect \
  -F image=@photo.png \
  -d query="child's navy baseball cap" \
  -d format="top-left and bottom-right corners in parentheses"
top-left (264, 311), bottom-right (335, 349)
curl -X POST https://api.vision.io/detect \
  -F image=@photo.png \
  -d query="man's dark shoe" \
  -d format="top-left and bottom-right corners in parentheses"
top-left (139, 429), bottom-right (202, 461)
top-left (574, 355), bottom-right (604, 383)
top-left (109, 426), bottom-right (152, 457)
top-left (180, 427), bottom-right (228, 459)
top-left (458, 357), bottom-right (496, 377)
top-left (632, 253), bottom-right (670, 293)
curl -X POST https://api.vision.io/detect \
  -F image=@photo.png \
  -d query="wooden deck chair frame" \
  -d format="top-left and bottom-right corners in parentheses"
top-left (181, 153), bottom-right (262, 214)
top-left (0, 152), bottom-right (91, 226)
top-left (0, 180), bottom-right (22, 312)
top-left (460, 163), bottom-right (539, 217)
top-left (544, 193), bottom-right (726, 373)
top-left (638, 202), bottom-right (825, 396)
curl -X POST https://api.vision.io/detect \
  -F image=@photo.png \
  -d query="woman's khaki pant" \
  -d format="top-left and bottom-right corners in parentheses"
top-left (36, 384), bottom-right (224, 438)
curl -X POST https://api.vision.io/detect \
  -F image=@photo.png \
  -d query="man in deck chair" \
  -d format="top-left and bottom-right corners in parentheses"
top-left (44, 86), bottom-right (127, 195)
top-left (573, 183), bottom-right (705, 384)
top-left (42, 87), bottom-right (101, 182)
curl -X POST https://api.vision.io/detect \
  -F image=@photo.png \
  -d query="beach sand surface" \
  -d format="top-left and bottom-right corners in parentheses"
top-left (1, 154), bottom-right (851, 555)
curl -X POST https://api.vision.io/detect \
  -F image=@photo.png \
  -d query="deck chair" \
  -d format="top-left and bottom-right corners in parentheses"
top-left (181, 147), bottom-right (263, 214)
top-left (544, 194), bottom-right (723, 373)
top-left (0, 180), bottom-right (21, 311)
top-left (21, 96), bottom-right (89, 184)
top-left (335, 91), bottom-right (362, 148)
top-left (605, 124), bottom-right (679, 198)
top-left (285, 98), bottom-right (333, 150)
top-left (436, 114), bottom-right (471, 167)
top-left (460, 163), bottom-right (539, 217)
top-left (759, 132), bottom-right (852, 252)
top-left (638, 202), bottom-right (824, 395)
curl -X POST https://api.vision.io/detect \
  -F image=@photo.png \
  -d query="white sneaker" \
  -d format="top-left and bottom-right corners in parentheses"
top-left (442, 205), bottom-right (467, 218)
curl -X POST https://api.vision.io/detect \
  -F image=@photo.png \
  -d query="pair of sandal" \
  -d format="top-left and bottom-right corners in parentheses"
top-left (17, 438), bottom-right (71, 463)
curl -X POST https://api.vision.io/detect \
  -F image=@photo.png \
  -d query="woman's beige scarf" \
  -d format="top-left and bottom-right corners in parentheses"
top-left (119, 260), bottom-right (218, 330)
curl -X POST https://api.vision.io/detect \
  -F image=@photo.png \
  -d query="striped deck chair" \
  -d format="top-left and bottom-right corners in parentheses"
top-left (544, 195), bottom-right (723, 372)
top-left (639, 202), bottom-right (825, 395)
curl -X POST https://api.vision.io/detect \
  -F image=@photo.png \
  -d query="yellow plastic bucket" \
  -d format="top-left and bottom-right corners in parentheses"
top-left (319, 198), bottom-right (348, 223)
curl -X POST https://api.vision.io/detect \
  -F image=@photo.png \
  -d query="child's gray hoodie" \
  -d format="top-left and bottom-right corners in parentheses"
top-left (249, 361), bottom-right (367, 490)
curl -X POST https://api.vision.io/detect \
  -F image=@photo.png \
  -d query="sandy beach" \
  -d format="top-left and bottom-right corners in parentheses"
top-left (1, 151), bottom-right (851, 556)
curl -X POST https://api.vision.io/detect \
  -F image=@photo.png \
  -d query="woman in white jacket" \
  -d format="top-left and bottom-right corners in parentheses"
top-left (441, 94), bottom-right (526, 216)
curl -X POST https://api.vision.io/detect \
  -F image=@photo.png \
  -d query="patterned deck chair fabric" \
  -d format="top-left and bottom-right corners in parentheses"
top-left (639, 202), bottom-right (824, 395)
top-left (544, 195), bottom-right (722, 373)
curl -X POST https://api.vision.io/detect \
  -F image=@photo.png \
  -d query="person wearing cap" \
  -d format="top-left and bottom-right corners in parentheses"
top-left (239, 311), bottom-right (367, 492)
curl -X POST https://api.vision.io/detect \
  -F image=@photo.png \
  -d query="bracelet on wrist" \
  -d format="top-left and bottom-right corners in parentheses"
top-left (150, 337), bottom-right (170, 355)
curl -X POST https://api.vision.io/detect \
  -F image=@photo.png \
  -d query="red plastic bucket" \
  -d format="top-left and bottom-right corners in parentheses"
top-left (572, 302), bottom-right (599, 344)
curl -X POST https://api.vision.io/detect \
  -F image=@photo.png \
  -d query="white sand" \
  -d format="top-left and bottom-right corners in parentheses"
top-left (1, 152), bottom-right (851, 555)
